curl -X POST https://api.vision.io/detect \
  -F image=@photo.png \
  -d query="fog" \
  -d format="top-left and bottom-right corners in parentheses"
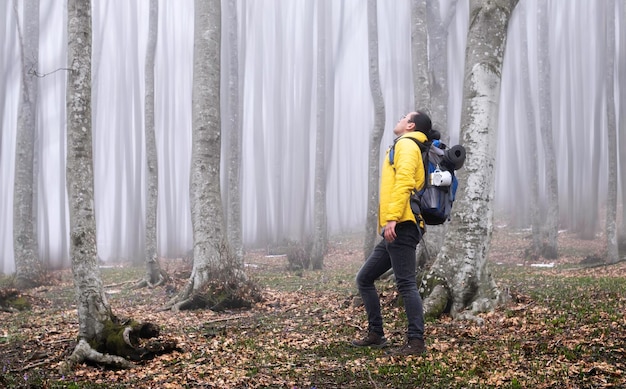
top-left (1, 0), bottom-right (623, 272)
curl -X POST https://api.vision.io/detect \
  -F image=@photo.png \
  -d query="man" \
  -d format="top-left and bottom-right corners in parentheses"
top-left (352, 111), bottom-right (430, 356)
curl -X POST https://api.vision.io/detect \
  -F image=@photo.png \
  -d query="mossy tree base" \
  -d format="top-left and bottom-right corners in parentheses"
top-left (63, 317), bottom-right (180, 371)
top-left (0, 288), bottom-right (31, 312)
top-left (164, 273), bottom-right (263, 313)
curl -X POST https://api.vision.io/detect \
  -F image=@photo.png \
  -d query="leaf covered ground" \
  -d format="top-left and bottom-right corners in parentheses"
top-left (1, 226), bottom-right (625, 388)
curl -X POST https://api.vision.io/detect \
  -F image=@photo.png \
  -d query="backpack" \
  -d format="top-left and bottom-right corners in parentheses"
top-left (389, 136), bottom-right (466, 225)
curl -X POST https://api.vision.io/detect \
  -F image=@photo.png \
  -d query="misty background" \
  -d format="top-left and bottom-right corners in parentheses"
top-left (1, 0), bottom-right (624, 273)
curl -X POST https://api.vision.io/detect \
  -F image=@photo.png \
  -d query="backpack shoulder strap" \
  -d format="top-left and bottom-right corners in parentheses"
top-left (389, 136), bottom-right (430, 166)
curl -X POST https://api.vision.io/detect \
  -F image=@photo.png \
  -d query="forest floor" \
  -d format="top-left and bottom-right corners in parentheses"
top-left (1, 225), bottom-right (626, 388)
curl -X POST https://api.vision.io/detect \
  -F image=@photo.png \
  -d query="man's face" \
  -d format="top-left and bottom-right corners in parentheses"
top-left (393, 112), bottom-right (417, 136)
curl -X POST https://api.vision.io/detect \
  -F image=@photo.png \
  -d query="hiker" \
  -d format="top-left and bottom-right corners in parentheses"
top-left (352, 111), bottom-right (430, 356)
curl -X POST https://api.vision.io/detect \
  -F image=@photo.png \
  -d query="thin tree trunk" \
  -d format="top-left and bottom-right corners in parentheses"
top-left (583, 7), bottom-right (604, 240)
top-left (519, 4), bottom-right (541, 259)
top-left (411, 0), bottom-right (429, 111)
top-left (537, 0), bottom-right (558, 259)
top-left (425, 0), bottom-right (459, 139)
top-left (423, 0), bottom-right (518, 322)
top-left (14, 0), bottom-right (42, 289)
top-left (605, 0), bottom-right (619, 264)
top-left (139, 0), bottom-right (165, 287)
top-left (311, 0), bottom-right (329, 270)
top-left (225, 0), bottom-right (243, 264)
top-left (363, 0), bottom-right (385, 259)
top-left (620, 0), bottom-right (626, 245)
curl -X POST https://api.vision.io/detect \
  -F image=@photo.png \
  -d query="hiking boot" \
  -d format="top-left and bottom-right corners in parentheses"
top-left (351, 331), bottom-right (388, 348)
top-left (386, 338), bottom-right (426, 356)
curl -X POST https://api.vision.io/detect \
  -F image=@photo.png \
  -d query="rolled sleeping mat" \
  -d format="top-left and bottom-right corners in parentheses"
top-left (444, 145), bottom-right (466, 170)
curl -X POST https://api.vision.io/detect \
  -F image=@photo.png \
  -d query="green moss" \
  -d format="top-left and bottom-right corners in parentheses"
top-left (10, 296), bottom-right (31, 310)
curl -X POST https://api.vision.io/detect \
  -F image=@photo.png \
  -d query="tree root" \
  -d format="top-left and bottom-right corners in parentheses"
top-left (61, 318), bottom-right (180, 373)
top-left (161, 271), bottom-right (262, 313)
top-left (422, 284), bottom-right (449, 320)
top-left (130, 274), bottom-right (166, 290)
top-left (64, 339), bottom-right (132, 371)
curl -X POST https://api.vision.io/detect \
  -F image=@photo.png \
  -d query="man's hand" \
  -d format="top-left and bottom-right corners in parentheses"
top-left (383, 220), bottom-right (397, 242)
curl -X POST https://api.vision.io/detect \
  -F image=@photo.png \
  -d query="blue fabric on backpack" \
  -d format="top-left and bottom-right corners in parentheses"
top-left (389, 137), bottom-right (460, 225)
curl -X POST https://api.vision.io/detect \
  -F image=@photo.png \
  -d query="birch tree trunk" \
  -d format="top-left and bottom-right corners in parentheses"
top-left (422, 0), bottom-right (518, 322)
top-left (605, 0), bottom-right (619, 264)
top-left (136, 0), bottom-right (165, 288)
top-left (165, 0), bottom-right (250, 311)
top-left (14, 0), bottom-right (42, 289)
top-left (363, 0), bottom-right (385, 259)
top-left (537, 0), bottom-right (558, 259)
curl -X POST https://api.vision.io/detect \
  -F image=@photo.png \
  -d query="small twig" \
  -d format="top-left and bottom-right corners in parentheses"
top-left (104, 281), bottom-right (135, 288)
top-left (366, 368), bottom-right (379, 389)
top-left (11, 359), bottom-right (49, 372)
top-left (203, 314), bottom-right (250, 324)
top-left (49, 338), bottom-right (74, 344)
top-left (30, 67), bottom-right (72, 78)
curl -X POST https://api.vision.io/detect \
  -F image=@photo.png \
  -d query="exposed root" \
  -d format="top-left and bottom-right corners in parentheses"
top-left (162, 272), bottom-right (262, 313)
top-left (130, 274), bottom-right (166, 290)
top-left (422, 284), bottom-right (449, 320)
top-left (64, 339), bottom-right (132, 371)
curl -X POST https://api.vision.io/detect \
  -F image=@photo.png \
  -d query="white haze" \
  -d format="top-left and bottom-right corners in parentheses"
top-left (0, 0), bottom-right (623, 272)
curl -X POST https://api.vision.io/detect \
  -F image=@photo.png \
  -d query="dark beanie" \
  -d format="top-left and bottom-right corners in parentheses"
top-left (412, 111), bottom-right (432, 134)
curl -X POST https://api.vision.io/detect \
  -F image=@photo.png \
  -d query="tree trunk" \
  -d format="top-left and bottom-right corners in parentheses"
top-left (620, 0), bottom-right (626, 246)
top-left (411, 0), bottom-right (430, 111)
top-left (605, 0), bottom-right (619, 264)
top-left (165, 0), bottom-right (250, 311)
top-left (425, 0), bottom-right (459, 139)
top-left (14, 0), bottom-right (42, 289)
top-left (311, 0), bottom-right (329, 270)
top-left (518, 4), bottom-right (542, 259)
top-left (363, 0), bottom-right (385, 259)
top-left (65, 1), bottom-right (176, 368)
top-left (537, 0), bottom-right (558, 259)
top-left (422, 0), bottom-right (518, 323)
top-left (66, 0), bottom-right (119, 365)
top-left (135, 0), bottom-right (165, 289)
top-left (225, 0), bottom-right (244, 264)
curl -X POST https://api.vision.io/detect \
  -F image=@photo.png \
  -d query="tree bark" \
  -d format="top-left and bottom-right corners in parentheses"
top-left (422, 0), bottom-right (518, 322)
top-left (165, 0), bottom-right (248, 311)
top-left (518, 4), bottom-right (541, 259)
top-left (411, 0), bottom-right (430, 112)
top-left (64, 2), bottom-right (176, 368)
top-left (311, 0), bottom-right (329, 270)
top-left (425, 0), bottom-right (459, 139)
top-left (14, 0), bottom-right (42, 289)
top-left (225, 0), bottom-right (244, 264)
top-left (66, 0), bottom-right (113, 356)
top-left (135, 0), bottom-right (165, 289)
top-left (537, 0), bottom-right (558, 259)
top-left (605, 0), bottom-right (619, 264)
top-left (363, 0), bottom-right (386, 259)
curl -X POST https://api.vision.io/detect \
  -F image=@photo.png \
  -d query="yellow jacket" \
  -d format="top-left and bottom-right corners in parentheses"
top-left (379, 131), bottom-right (427, 229)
